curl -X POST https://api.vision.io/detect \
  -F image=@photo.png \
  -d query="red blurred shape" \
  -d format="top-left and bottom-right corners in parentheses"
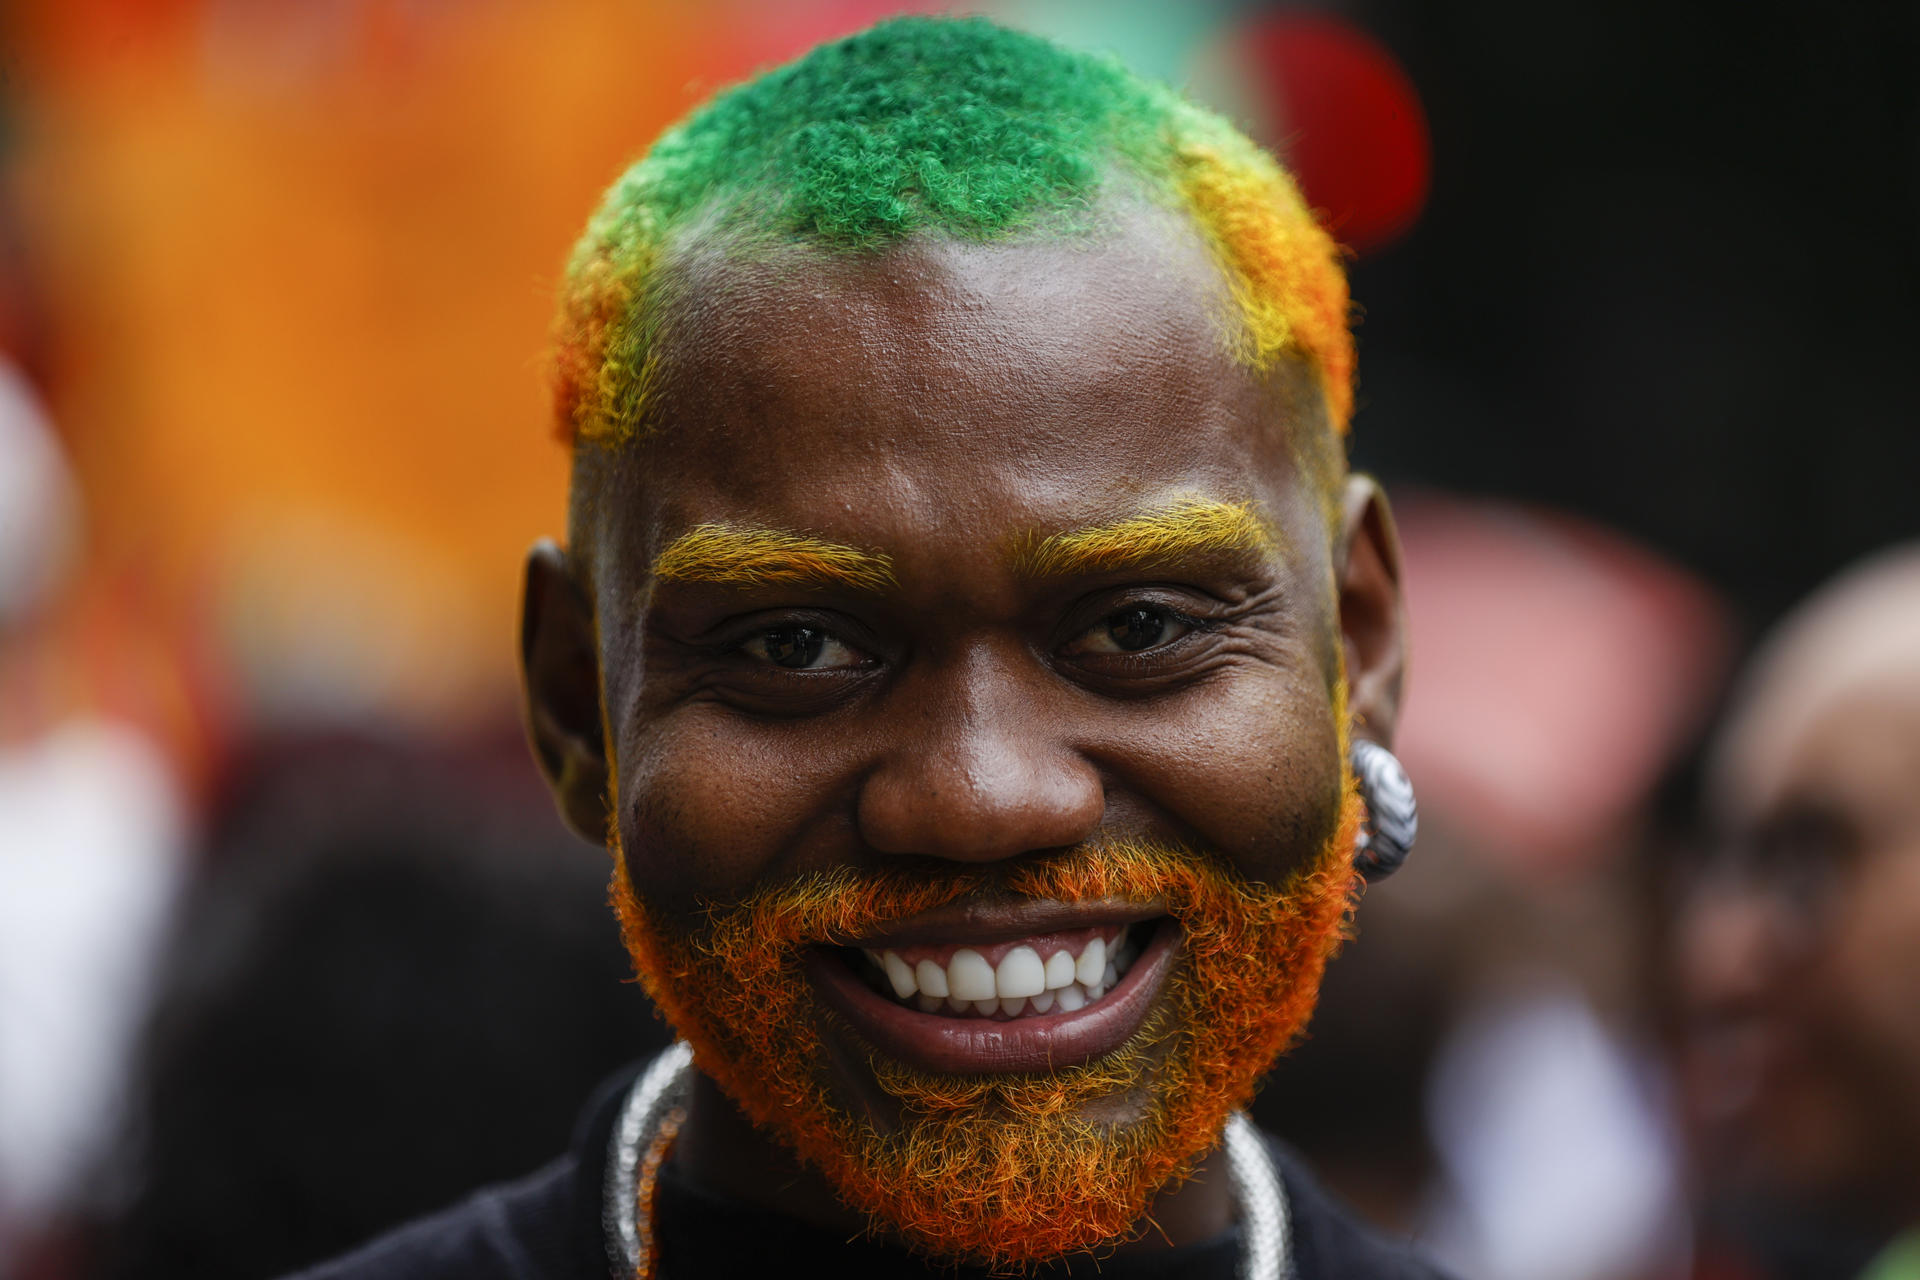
top-left (1236, 13), bottom-right (1431, 254)
top-left (1391, 492), bottom-right (1731, 875)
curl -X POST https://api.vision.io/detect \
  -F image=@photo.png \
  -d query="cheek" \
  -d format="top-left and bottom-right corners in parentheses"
top-left (617, 710), bottom-right (858, 913)
top-left (1112, 668), bottom-right (1344, 873)
top-left (1826, 843), bottom-right (1920, 1071)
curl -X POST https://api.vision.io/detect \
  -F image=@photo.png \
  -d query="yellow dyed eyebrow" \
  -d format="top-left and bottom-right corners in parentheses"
top-left (651, 522), bottom-right (896, 593)
top-left (1013, 498), bottom-right (1280, 579)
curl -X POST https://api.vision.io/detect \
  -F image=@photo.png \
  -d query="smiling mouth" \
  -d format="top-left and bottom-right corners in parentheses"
top-left (846, 922), bottom-right (1150, 1018)
top-left (805, 915), bottom-right (1179, 1074)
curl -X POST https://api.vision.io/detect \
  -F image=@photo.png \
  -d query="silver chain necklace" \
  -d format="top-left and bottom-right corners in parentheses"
top-left (605, 1043), bottom-right (1293, 1280)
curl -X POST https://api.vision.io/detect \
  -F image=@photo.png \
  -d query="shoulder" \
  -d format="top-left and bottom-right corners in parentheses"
top-left (279, 1061), bottom-right (641, 1280)
top-left (281, 1157), bottom-right (591, 1280)
top-left (281, 1156), bottom-right (594, 1280)
top-left (1271, 1138), bottom-right (1460, 1280)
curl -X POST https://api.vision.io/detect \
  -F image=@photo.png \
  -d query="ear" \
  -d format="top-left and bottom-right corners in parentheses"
top-left (520, 539), bottom-right (612, 844)
top-left (1335, 475), bottom-right (1408, 747)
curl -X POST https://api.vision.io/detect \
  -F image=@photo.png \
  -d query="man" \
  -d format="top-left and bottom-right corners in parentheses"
top-left (297, 17), bottom-right (1439, 1278)
top-left (1677, 546), bottom-right (1920, 1280)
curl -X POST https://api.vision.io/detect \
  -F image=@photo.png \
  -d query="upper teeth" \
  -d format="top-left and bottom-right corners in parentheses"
top-left (859, 927), bottom-right (1143, 1019)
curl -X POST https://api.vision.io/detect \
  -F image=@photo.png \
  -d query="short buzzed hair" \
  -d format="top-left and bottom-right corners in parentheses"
top-left (550, 16), bottom-right (1354, 454)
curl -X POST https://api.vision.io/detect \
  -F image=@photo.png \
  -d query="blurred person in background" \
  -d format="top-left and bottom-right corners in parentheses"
top-left (0, 354), bottom-right (189, 1279)
top-left (83, 734), bottom-right (663, 1280)
top-left (1676, 545), bottom-right (1920, 1280)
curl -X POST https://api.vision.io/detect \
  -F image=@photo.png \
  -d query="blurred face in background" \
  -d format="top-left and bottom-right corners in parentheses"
top-left (1680, 559), bottom-right (1920, 1220)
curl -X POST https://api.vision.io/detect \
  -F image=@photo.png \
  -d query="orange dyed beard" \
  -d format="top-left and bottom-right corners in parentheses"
top-left (611, 783), bottom-right (1363, 1268)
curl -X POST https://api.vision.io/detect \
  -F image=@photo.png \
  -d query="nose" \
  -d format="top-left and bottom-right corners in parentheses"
top-left (1678, 872), bottom-right (1816, 1017)
top-left (856, 647), bottom-right (1104, 863)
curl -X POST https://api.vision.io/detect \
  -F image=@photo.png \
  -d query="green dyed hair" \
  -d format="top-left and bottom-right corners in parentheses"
top-left (552, 15), bottom-right (1353, 450)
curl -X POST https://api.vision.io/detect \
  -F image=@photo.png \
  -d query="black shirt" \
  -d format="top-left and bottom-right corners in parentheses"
top-left (287, 1064), bottom-right (1453, 1280)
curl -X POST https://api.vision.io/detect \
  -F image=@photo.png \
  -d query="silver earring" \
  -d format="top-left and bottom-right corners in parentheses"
top-left (1351, 738), bottom-right (1417, 881)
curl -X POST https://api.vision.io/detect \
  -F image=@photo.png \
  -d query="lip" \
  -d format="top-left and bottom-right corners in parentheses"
top-left (806, 916), bottom-right (1179, 1074)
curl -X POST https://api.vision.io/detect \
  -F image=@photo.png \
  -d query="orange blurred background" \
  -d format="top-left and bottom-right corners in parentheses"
top-left (6, 1), bottom-right (727, 774)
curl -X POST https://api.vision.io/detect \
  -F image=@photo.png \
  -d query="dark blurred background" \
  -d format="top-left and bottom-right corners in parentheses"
top-left (0, 3), bottom-right (1913, 1279)
top-left (1344, 0), bottom-right (1918, 627)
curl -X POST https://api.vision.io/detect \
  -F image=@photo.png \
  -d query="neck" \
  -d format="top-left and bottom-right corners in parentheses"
top-left (671, 1067), bottom-right (1237, 1255)
top-left (675, 1071), bottom-right (857, 1234)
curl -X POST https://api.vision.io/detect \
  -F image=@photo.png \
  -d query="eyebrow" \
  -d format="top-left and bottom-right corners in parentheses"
top-left (1012, 497), bottom-right (1280, 579)
top-left (650, 522), bottom-right (897, 593)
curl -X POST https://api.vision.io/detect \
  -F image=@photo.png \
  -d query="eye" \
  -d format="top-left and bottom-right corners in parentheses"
top-left (1067, 605), bottom-right (1195, 656)
top-left (739, 624), bottom-right (866, 671)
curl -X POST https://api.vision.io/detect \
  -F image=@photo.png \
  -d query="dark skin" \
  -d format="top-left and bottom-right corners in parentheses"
top-left (522, 197), bottom-right (1407, 1252)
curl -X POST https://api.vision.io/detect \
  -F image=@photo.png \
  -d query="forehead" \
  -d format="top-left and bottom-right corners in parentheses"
top-left (1717, 607), bottom-right (1920, 826)
top-left (601, 200), bottom-right (1321, 567)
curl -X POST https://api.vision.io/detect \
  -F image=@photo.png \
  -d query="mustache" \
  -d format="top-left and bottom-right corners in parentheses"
top-left (703, 839), bottom-right (1179, 936)
top-left (680, 834), bottom-right (1354, 970)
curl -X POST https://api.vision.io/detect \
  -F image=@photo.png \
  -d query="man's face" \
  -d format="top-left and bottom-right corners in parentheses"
top-left (528, 200), bottom-right (1401, 1262)
top-left (1682, 639), bottom-right (1920, 1213)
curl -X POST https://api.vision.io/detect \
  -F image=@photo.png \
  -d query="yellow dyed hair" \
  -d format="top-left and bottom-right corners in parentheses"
top-left (652, 522), bottom-right (896, 594)
top-left (1014, 496), bottom-right (1279, 579)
